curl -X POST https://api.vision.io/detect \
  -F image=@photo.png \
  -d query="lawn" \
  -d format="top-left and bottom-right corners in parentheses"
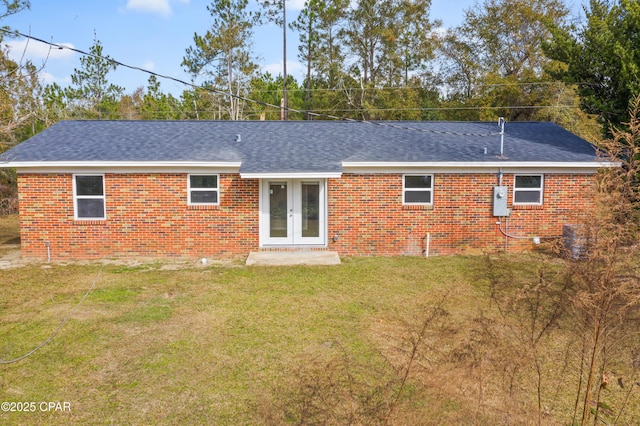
top-left (0, 214), bottom-right (19, 254)
top-left (1, 239), bottom-right (638, 424)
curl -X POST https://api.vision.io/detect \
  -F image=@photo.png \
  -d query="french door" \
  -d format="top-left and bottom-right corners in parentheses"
top-left (261, 179), bottom-right (326, 246)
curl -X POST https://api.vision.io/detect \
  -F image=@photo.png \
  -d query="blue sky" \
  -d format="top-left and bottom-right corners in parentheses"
top-left (2, 0), bottom-right (584, 96)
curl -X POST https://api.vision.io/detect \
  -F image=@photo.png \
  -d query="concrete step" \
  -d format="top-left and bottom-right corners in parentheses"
top-left (245, 250), bottom-right (341, 266)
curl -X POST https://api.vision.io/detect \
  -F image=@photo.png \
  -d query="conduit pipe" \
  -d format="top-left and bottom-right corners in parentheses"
top-left (424, 233), bottom-right (430, 257)
top-left (497, 218), bottom-right (532, 240)
top-left (498, 117), bottom-right (505, 157)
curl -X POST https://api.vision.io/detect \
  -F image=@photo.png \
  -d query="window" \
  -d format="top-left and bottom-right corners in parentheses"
top-left (188, 174), bottom-right (219, 205)
top-left (74, 175), bottom-right (106, 220)
top-left (513, 175), bottom-right (543, 205)
top-left (403, 174), bottom-right (433, 205)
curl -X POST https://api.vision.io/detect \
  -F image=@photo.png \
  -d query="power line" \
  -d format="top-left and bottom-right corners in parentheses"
top-left (247, 80), bottom-right (589, 93)
top-left (0, 28), bottom-right (291, 115)
top-left (294, 105), bottom-right (580, 113)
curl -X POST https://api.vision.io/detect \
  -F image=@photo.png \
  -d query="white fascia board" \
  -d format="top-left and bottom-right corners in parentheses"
top-left (240, 172), bottom-right (342, 179)
top-left (5, 161), bottom-right (242, 174)
top-left (342, 161), bottom-right (616, 174)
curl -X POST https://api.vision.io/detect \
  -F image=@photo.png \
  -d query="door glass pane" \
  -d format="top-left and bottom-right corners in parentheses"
top-left (301, 182), bottom-right (320, 238)
top-left (269, 182), bottom-right (288, 238)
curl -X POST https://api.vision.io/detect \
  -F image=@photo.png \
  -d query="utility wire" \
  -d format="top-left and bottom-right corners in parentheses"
top-left (237, 80), bottom-right (589, 93)
top-left (2, 28), bottom-right (507, 137)
top-left (0, 29), bottom-right (309, 115)
top-left (0, 265), bottom-right (103, 364)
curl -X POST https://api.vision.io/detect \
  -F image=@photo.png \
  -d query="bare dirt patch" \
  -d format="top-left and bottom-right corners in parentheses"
top-left (0, 244), bottom-right (28, 269)
top-left (0, 245), bottom-right (242, 270)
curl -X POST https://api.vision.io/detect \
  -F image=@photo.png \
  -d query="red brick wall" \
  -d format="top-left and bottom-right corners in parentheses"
top-left (327, 173), bottom-right (595, 256)
top-left (18, 173), bottom-right (259, 259)
top-left (17, 171), bottom-right (595, 259)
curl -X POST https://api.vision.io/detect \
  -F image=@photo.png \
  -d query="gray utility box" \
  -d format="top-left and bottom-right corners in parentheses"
top-left (493, 186), bottom-right (509, 217)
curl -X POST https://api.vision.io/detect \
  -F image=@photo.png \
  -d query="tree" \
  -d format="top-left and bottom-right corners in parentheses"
top-left (544, 0), bottom-right (640, 133)
top-left (0, 0), bottom-right (34, 215)
top-left (462, 0), bottom-right (568, 78)
top-left (438, 29), bottom-right (479, 102)
top-left (0, 44), bottom-right (41, 215)
top-left (139, 75), bottom-right (182, 120)
top-left (0, 43), bottom-right (42, 148)
top-left (247, 72), bottom-right (304, 120)
top-left (291, 0), bottom-right (348, 118)
top-left (439, 0), bottom-right (571, 122)
top-left (0, 0), bottom-right (36, 145)
top-left (65, 35), bottom-right (124, 119)
top-left (0, 0), bottom-right (29, 27)
top-left (182, 0), bottom-right (260, 120)
top-left (324, 0), bottom-right (439, 120)
top-left (339, 0), bottom-right (438, 87)
top-left (260, 0), bottom-right (290, 118)
top-left (41, 83), bottom-right (68, 125)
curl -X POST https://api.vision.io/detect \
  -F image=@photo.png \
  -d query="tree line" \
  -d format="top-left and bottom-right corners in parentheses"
top-left (1, 0), bottom-right (639, 153)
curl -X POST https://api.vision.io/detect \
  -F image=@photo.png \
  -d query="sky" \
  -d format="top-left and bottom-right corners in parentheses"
top-left (2, 0), bottom-right (584, 97)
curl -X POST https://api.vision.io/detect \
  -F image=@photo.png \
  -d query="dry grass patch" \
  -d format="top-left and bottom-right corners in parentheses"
top-left (0, 214), bottom-right (19, 260)
top-left (1, 254), bottom-right (638, 424)
top-left (0, 214), bottom-right (19, 244)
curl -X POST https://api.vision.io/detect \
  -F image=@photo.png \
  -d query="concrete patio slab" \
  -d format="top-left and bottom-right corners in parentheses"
top-left (245, 251), bottom-right (341, 266)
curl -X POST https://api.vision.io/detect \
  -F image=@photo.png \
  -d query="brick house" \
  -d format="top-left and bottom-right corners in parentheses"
top-left (0, 120), bottom-right (603, 260)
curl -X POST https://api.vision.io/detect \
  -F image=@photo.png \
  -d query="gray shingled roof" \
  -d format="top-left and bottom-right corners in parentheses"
top-left (0, 120), bottom-right (599, 173)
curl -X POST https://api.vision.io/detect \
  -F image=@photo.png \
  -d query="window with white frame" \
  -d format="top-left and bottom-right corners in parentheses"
top-left (513, 175), bottom-right (543, 205)
top-left (403, 174), bottom-right (433, 205)
top-left (74, 174), bottom-right (106, 220)
top-left (188, 174), bottom-right (219, 205)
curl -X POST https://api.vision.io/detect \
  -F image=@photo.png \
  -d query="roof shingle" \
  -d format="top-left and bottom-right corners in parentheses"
top-left (0, 120), bottom-right (599, 173)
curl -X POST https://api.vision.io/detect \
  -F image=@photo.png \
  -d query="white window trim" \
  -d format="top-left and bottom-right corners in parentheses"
top-left (402, 174), bottom-right (434, 206)
top-left (513, 174), bottom-right (544, 206)
top-left (188, 173), bottom-right (220, 206)
top-left (73, 174), bottom-right (106, 220)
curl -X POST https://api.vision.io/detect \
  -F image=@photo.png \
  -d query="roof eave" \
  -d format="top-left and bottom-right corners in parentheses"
top-left (342, 161), bottom-right (615, 173)
top-left (240, 172), bottom-right (342, 179)
top-left (1, 161), bottom-right (243, 173)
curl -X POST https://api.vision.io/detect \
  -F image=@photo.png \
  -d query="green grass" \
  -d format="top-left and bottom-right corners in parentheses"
top-left (1, 254), bottom-right (638, 425)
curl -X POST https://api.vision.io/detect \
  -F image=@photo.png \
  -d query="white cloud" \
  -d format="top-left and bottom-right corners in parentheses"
top-left (5, 39), bottom-right (75, 64)
top-left (142, 61), bottom-right (156, 71)
top-left (288, 0), bottom-right (306, 10)
top-left (40, 71), bottom-right (59, 85)
top-left (262, 62), bottom-right (280, 76)
top-left (125, 0), bottom-right (172, 17)
top-left (261, 59), bottom-right (304, 80)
